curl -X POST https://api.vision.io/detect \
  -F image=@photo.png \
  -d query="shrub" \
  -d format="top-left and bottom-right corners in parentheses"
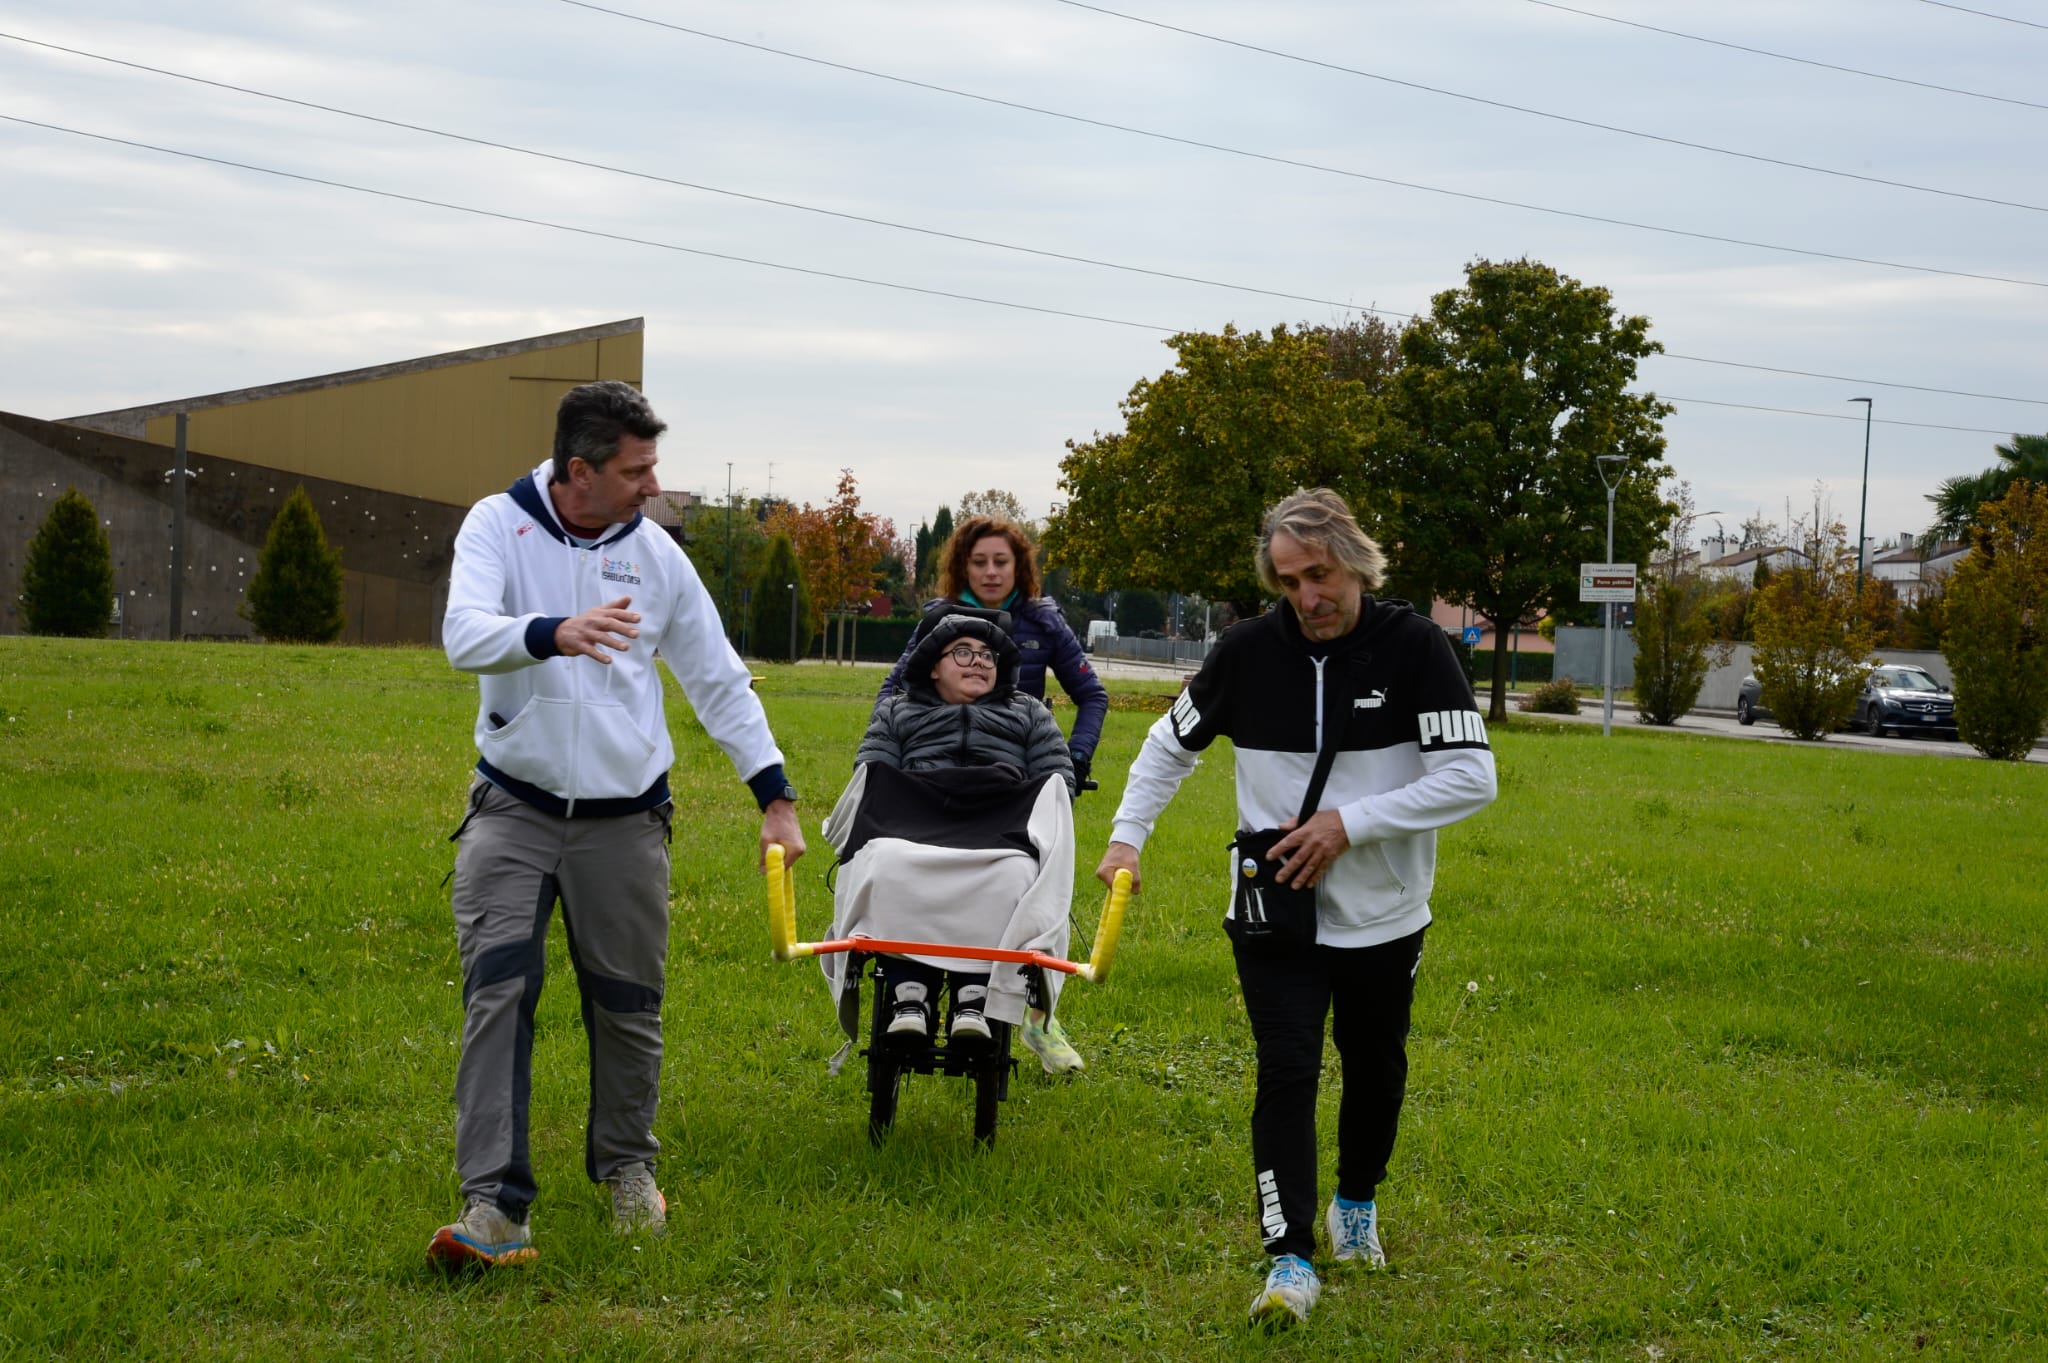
top-left (18, 487), bottom-right (115, 637)
top-left (749, 534), bottom-right (814, 663)
top-left (1519, 676), bottom-right (1582, 714)
top-left (1942, 480), bottom-right (2048, 761)
top-left (1751, 519), bottom-right (1874, 740)
top-left (243, 487), bottom-right (347, 642)
top-left (1631, 574), bottom-right (1724, 725)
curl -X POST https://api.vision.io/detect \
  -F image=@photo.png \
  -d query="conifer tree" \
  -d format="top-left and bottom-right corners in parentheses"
top-left (749, 534), bottom-right (814, 662)
top-left (19, 487), bottom-right (115, 637)
top-left (244, 486), bottom-right (347, 643)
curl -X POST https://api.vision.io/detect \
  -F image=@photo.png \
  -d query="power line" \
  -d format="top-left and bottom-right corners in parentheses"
top-left (1651, 354), bottom-right (2048, 409)
top-left (0, 113), bottom-right (1175, 332)
top-left (548, 1), bottom-right (2048, 292)
top-left (1526, 0), bottom-right (2048, 112)
top-left (0, 29), bottom-right (1361, 319)
top-left (1915, 0), bottom-right (2048, 31)
top-left (13, 29), bottom-right (2048, 412)
top-left (1048, 0), bottom-right (2048, 213)
top-left (1658, 393), bottom-right (2020, 436)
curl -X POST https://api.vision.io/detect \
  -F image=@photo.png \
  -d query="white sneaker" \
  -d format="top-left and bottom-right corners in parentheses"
top-left (608, 1161), bottom-right (667, 1236)
top-left (949, 982), bottom-right (992, 1046)
top-left (1247, 1253), bottom-right (1321, 1328)
top-left (426, 1197), bottom-right (536, 1269)
top-left (1326, 1195), bottom-right (1386, 1267)
top-left (887, 980), bottom-right (931, 1040)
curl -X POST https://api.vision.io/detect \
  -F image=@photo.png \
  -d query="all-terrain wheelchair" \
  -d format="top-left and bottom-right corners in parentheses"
top-left (764, 761), bottom-right (1130, 1147)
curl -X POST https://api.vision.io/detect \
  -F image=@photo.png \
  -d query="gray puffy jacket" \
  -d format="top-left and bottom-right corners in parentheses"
top-left (856, 688), bottom-right (1076, 796)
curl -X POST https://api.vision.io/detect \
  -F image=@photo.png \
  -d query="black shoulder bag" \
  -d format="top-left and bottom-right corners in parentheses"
top-left (1226, 708), bottom-right (1345, 956)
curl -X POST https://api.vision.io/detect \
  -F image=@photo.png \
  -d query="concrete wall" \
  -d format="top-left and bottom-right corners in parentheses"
top-left (1553, 625), bottom-right (1635, 688)
top-left (2, 412), bottom-right (463, 643)
top-left (1555, 626), bottom-right (1952, 709)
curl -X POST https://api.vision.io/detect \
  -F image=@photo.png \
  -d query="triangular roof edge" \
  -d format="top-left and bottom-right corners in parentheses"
top-left (63, 317), bottom-right (644, 427)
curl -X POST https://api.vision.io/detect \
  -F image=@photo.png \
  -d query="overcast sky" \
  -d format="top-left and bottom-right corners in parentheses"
top-left (4, 0), bottom-right (2043, 557)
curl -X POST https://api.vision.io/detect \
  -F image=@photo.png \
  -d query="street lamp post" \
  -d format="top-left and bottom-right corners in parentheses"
top-left (1850, 397), bottom-right (1873, 611)
top-left (787, 582), bottom-right (797, 663)
top-left (1597, 455), bottom-right (1628, 737)
top-left (724, 463), bottom-right (735, 644)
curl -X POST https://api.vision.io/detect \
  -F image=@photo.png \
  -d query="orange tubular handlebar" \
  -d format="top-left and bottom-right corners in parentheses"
top-left (763, 846), bottom-right (1132, 982)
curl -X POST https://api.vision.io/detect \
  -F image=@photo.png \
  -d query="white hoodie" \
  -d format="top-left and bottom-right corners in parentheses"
top-left (443, 461), bottom-right (785, 814)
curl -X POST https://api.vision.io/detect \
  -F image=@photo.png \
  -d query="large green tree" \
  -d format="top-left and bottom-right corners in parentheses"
top-left (1942, 480), bottom-right (2048, 760)
top-left (1046, 323), bottom-right (1381, 613)
top-left (243, 486), bottom-right (347, 643)
top-left (1926, 433), bottom-right (2048, 545)
top-left (19, 487), bottom-right (115, 637)
top-left (675, 494), bottom-right (768, 641)
top-left (1372, 258), bottom-right (1673, 721)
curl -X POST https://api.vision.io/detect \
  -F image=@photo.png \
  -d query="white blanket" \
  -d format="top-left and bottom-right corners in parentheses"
top-left (818, 764), bottom-right (1075, 1037)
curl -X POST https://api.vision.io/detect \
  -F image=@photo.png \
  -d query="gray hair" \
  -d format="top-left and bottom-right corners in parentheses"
top-left (552, 380), bottom-right (668, 480)
top-left (1255, 487), bottom-right (1386, 593)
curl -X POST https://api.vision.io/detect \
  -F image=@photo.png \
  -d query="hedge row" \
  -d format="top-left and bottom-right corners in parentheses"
top-left (1448, 642), bottom-right (1555, 685)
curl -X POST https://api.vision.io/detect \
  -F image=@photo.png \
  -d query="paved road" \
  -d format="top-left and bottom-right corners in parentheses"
top-left (1520, 698), bottom-right (2046, 764)
top-left (820, 656), bottom-right (2041, 764)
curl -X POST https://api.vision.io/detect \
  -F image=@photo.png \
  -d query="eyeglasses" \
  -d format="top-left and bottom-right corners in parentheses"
top-left (946, 644), bottom-right (997, 668)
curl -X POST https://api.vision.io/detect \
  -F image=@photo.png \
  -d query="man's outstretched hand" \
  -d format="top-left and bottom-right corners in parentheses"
top-left (556, 597), bottom-right (640, 663)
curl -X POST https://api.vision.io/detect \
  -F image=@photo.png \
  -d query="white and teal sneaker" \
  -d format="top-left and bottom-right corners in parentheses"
top-left (1326, 1194), bottom-right (1386, 1267)
top-left (1021, 1008), bottom-right (1084, 1075)
top-left (1247, 1253), bottom-right (1321, 1328)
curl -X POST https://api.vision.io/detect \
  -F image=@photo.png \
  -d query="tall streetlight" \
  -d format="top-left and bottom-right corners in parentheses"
top-left (733, 462), bottom-right (741, 642)
top-left (1849, 397), bottom-right (1873, 610)
top-left (787, 581), bottom-right (798, 663)
top-left (1596, 454), bottom-right (1628, 737)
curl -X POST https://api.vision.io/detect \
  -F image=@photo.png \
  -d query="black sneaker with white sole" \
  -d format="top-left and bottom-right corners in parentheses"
top-left (948, 982), bottom-right (992, 1048)
top-left (886, 980), bottom-right (931, 1043)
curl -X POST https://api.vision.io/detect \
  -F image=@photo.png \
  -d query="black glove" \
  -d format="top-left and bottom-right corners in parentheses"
top-left (1071, 753), bottom-right (1093, 789)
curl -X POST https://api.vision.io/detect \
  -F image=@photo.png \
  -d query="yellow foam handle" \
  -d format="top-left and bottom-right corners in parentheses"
top-left (1080, 868), bottom-right (1132, 983)
top-left (764, 844), bottom-right (802, 961)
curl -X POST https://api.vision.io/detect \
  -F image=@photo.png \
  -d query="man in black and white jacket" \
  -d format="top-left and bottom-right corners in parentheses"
top-left (1096, 488), bottom-right (1496, 1328)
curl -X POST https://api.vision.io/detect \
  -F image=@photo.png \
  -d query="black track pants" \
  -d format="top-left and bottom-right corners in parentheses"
top-left (1231, 925), bottom-right (1426, 1260)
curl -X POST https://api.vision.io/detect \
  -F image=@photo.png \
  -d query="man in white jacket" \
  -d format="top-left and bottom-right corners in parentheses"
top-left (427, 380), bottom-right (804, 1270)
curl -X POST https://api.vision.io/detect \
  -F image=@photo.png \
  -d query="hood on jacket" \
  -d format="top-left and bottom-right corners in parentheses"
top-left (905, 606), bottom-right (1020, 698)
top-left (1273, 594), bottom-right (1418, 655)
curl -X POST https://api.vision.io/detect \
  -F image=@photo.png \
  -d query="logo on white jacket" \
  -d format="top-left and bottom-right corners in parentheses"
top-left (516, 521), bottom-right (534, 537)
top-left (601, 556), bottom-right (643, 585)
top-left (1417, 709), bottom-right (1488, 748)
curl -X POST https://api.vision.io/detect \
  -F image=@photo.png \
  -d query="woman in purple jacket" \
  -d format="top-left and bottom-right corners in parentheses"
top-left (876, 515), bottom-right (1108, 1074)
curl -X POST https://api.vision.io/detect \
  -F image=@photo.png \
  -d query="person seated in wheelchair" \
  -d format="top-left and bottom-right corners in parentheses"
top-left (846, 608), bottom-right (1076, 1051)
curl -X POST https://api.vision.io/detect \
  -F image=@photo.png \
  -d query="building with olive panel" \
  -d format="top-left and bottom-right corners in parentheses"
top-left (1, 318), bottom-right (675, 643)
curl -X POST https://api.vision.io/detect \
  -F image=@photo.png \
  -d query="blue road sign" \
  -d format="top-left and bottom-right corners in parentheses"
top-left (1460, 626), bottom-right (1484, 646)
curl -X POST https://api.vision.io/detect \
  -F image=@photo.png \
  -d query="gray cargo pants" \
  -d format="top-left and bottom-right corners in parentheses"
top-left (449, 778), bottom-right (673, 1221)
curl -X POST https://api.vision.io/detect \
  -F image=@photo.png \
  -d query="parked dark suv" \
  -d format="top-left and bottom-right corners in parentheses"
top-left (1853, 665), bottom-right (1957, 739)
top-left (1735, 664), bottom-right (1954, 738)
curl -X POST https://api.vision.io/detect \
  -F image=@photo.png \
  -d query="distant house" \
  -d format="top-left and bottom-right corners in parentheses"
top-left (1870, 537), bottom-right (1969, 604)
top-left (1699, 544), bottom-right (1802, 585)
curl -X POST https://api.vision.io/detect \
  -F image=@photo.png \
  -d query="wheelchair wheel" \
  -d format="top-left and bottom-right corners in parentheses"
top-left (972, 1065), bottom-right (1000, 1146)
top-left (868, 1055), bottom-right (902, 1145)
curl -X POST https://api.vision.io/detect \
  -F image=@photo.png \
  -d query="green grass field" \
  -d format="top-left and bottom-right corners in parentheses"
top-left (1, 637), bottom-right (2042, 1361)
